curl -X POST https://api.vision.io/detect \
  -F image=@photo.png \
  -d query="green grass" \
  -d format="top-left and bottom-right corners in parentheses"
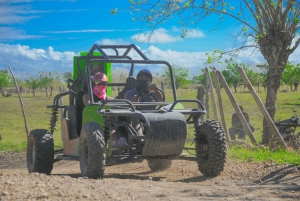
top-left (182, 141), bottom-right (300, 165)
top-left (0, 91), bottom-right (64, 150)
top-left (228, 146), bottom-right (300, 165)
top-left (0, 141), bottom-right (27, 152)
top-left (0, 86), bottom-right (299, 165)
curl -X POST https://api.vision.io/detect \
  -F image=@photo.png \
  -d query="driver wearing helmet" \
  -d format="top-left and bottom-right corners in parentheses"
top-left (123, 69), bottom-right (163, 136)
top-left (124, 69), bottom-right (163, 108)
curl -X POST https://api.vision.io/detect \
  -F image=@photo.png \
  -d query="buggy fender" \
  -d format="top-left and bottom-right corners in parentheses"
top-left (138, 112), bottom-right (187, 158)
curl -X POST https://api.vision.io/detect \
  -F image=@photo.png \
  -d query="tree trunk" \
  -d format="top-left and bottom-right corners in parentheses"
top-left (293, 82), bottom-right (299, 92)
top-left (45, 87), bottom-right (48, 97)
top-left (50, 87), bottom-right (54, 96)
top-left (258, 28), bottom-right (291, 144)
top-left (233, 85), bottom-right (237, 93)
top-left (32, 89), bottom-right (36, 97)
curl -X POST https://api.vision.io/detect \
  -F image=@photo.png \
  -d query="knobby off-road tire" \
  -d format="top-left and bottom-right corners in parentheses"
top-left (27, 129), bottom-right (54, 175)
top-left (147, 159), bottom-right (172, 171)
top-left (79, 122), bottom-right (106, 179)
top-left (195, 120), bottom-right (227, 176)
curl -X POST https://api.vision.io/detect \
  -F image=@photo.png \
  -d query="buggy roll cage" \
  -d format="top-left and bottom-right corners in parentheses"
top-left (50, 44), bottom-right (206, 115)
top-left (70, 44), bottom-right (177, 104)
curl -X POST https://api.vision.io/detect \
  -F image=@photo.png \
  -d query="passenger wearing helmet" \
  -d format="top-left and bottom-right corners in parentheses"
top-left (124, 69), bottom-right (163, 109)
top-left (83, 72), bottom-right (113, 106)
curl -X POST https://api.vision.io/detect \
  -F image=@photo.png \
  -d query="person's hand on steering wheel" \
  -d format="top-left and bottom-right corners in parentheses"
top-left (132, 95), bottom-right (138, 102)
top-left (149, 84), bottom-right (156, 91)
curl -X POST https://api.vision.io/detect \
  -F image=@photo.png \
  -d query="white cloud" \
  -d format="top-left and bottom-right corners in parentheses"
top-left (131, 28), bottom-right (205, 44)
top-left (0, 1), bottom-right (86, 24)
top-left (0, 27), bottom-right (43, 41)
top-left (44, 29), bottom-right (115, 34)
top-left (185, 29), bottom-right (205, 38)
top-left (131, 28), bottom-right (180, 43)
top-left (1, 42), bottom-right (300, 80)
top-left (0, 43), bottom-right (75, 79)
top-left (236, 49), bottom-right (265, 65)
top-left (142, 45), bottom-right (208, 76)
top-left (96, 38), bottom-right (129, 45)
top-left (43, 29), bottom-right (141, 34)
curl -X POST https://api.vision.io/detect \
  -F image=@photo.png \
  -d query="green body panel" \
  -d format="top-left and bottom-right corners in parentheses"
top-left (82, 104), bottom-right (112, 156)
top-left (174, 103), bottom-right (184, 109)
top-left (82, 105), bottom-right (108, 127)
top-left (72, 52), bottom-right (112, 96)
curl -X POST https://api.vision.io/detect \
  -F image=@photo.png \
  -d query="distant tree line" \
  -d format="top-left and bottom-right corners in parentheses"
top-left (1, 61), bottom-right (299, 97)
top-left (0, 70), bottom-right (72, 97)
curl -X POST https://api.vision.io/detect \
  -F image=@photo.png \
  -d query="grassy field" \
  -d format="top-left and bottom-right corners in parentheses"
top-left (0, 85), bottom-right (299, 163)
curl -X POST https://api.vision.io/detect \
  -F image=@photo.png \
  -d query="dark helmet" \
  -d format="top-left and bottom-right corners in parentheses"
top-left (137, 69), bottom-right (152, 82)
top-left (136, 69), bottom-right (152, 91)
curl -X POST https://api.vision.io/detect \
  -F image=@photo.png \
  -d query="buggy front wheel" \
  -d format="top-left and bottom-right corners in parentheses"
top-left (195, 120), bottom-right (227, 176)
top-left (79, 122), bottom-right (106, 179)
top-left (27, 129), bottom-right (54, 175)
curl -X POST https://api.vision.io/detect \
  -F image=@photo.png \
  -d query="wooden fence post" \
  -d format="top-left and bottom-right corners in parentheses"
top-left (161, 81), bottom-right (164, 92)
top-left (59, 86), bottom-right (64, 143)
top-left (197, 85), bottom-right (206, 121)
top-left (237, 67), bottom-right (287, 149)
top-left (8, 66), bottom-right (29, 138)
top-left (205, 73), bottom-right (210, 119)
top-left (205, 68), bottom-right (219, 121)
top-left (213, 68), bottom-right (229, 141)
top-left (216, 70), bottom-right (258, 145)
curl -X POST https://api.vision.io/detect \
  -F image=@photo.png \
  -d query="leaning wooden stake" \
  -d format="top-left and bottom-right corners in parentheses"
top-left (205, 68), bottom-right (219, 121)
top-left (237, 67), bottom-right (287, 149)
top-left (8, 66), bottom-right (29, 138)
top-left (216, 70), bottom-right (258, 145)
top-left (59, 86), bottom-right (64, 142)
top-left (205, 72), bottom-right (210, 120)
top-left (213, 67), bottom-right (229, 141)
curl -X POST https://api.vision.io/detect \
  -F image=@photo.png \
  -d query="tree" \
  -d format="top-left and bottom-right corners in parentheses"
top-left (163, 65), bottom-right (190, 89)
top-left (121, 1), bottom-right (300, 144)
top-left (221, 59), bottom-right (245, 93)
top-left (0, 70), bottom-right (12, 92)
top-left (62, 71), bottom-right (73, 84)
top-left (282, 62), bottom-right (300, 92)
top-left (39, 71), bottom-right (60, 96)
top-left (25, 77), bottom-right (39, 97)
top-left (39, 71), bottom-right (52, 97)
top-left (191, 73), bottom-right (206, 88)
top-left (243, 66), bottom-right (267, 93)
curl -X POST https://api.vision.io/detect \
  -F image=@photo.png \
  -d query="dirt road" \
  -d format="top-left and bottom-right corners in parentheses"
top-left (0, 151), bottom-right (299, 200)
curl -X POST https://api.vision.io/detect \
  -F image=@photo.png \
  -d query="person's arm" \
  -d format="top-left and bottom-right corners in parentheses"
top-left (244, 113), bottom-right (250, 123)
top-left (149, 84), bottom-right (163, 102)
top-left (124, 89), bottom-right (138, 102)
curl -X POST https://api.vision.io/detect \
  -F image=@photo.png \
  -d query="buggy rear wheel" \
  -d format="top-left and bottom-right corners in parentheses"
top-left (195, 120), bottom-right (226, 176)
top-left (27, 129), bottom-right (54, 175)
top-left (79, 122), bottom-right (106, 179)
top-left (147, 159), bottom-right (172, 171)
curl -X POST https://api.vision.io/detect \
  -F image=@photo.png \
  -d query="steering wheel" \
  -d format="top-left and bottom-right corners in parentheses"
top-left (136, 87), bottom-right (165, 102)
top-left (135, 86), bottom-right (165, 110)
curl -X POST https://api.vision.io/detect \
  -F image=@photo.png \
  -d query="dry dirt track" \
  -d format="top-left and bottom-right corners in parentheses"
top-left (0, 151), bottom-right (300, 201)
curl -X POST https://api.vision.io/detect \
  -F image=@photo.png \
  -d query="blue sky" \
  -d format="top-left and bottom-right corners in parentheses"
top-left (1, 0), bottom-right (300, 79)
